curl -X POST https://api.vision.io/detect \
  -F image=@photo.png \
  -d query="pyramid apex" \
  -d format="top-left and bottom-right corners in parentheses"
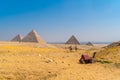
top-left (71, 35), bottom-right (75, 37)
top-left (17, 34), bottom-right (21, 36)
top-left (31, 29), bottom-right (36, 33)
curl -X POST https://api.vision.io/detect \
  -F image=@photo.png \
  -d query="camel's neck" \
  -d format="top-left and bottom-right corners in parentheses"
top-left (92, 52), bottom-right (96, 58)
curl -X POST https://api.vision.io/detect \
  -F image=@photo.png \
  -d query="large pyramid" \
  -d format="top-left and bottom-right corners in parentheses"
top-left (65, 35), bottom-right (80, 44)
top-left (22, 30), bottom-right (46, 44)
top-left (11, 34), bottom-right (22, 42)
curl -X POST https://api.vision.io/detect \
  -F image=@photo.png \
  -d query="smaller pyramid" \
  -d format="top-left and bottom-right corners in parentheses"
top-left (11, 34), bottom-right (22, 42)
top-left (86, 42), bottom-right (94, 46)
top-left (22, 30), bottom-right (46, 44)
top-left (65, 35), bottom-right (80, 44)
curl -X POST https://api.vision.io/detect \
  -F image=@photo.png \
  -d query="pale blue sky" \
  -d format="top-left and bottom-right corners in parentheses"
top-left (0, 0), bottom-right (120, 42)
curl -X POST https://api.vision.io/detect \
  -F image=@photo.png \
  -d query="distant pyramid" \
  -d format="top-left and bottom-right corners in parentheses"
top-left (11, 34), bottom-right (22, 42)
top-left (86, 42), bottom-right (94, 46)
top-left (22, 30), bottom-right (46, 44)
top-left (65, 35), bottom-right (80, 44)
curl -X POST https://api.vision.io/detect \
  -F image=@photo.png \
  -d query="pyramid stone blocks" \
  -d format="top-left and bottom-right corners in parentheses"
top-left (66, 35), bottom-right (80, 44)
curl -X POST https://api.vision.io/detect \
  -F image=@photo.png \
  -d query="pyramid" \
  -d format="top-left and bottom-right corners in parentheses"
top-left (65, 35), bottom-right (80, 44)
top-left (11, 34), bottom-right (22, 42)
top-left (86, 42), bottom-right (94, 46)
top-left (22, 30), bottom-right (46, 44)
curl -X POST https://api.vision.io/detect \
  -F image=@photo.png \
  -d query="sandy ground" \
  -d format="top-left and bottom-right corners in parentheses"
top-left (0, 42), bottom-right (119, 80)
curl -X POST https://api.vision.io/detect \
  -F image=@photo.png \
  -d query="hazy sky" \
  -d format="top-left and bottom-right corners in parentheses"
top-left (0, 0), bottom-right (120, 42)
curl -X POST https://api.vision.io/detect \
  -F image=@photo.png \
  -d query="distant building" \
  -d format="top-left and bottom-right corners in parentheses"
top-left (11, 34), bottom-right (22, 42)
top-left (22, 30), bottom-right (46, 44)
top-left (65, 35), bottom-right (80, 44)
top-left (86, 42), bottom-right (94, 46)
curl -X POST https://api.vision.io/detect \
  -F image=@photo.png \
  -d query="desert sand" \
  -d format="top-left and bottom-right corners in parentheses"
top-left (0, 42), bottom-right (120, 80)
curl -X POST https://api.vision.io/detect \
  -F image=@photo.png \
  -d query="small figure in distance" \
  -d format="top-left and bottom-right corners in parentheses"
top-left (74, 45), bottom-right (78, 51)
top-left (68, 46), bottom-right (72, 52)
